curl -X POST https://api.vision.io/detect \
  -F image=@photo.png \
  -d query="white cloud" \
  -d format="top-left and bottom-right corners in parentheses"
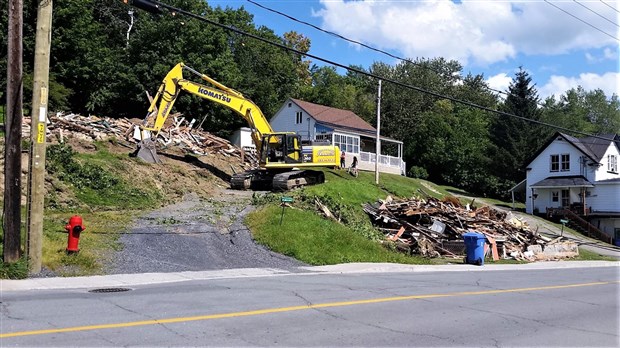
top-left (486, 73), bottom-right (512, 94)
top-left (585, 48), bottom-right (619, 63)
top-left (315, 0), bottom-right (618, 66)
top-left (604, 47), bottom-right (618, 60)
top-left (539, 72), bottom-right (620, 99)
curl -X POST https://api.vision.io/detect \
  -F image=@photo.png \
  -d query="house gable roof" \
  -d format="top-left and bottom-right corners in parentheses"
top-left (291, 98), bottom-right (376, 133)
top-left (526, 131), bottom-right (619, 167)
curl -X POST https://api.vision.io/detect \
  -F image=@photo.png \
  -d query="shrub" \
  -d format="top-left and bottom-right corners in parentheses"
top-left (408, 166), bottom-right (429, 179)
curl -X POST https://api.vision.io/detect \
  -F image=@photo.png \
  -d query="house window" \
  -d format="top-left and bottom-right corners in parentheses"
top-left (561, 189), bottom-right (570, 207)
top-left (561, 154), bottom-right (570, 171)
top-left (295, 111), bottom-right (302, 124)
top-left (608, 155), bottom-right (618, 173)
top-left (550, 154), bottom-right (559, 172)
top-left (333, 134), bottom-right (359, 154)
top-left (551, 191), bottom-right (558, 202)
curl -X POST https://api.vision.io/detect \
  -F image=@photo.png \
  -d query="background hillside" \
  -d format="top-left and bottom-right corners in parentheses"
top-left (1, 0), bottom-right (618, 200)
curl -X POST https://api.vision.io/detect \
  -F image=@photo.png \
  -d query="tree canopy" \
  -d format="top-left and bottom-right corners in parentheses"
top-left (1, 0), bottom-right (618, 199)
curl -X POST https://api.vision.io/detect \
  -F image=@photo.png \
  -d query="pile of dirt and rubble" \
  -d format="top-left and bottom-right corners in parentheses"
top-left (21, 112), bottom-right (258, 166)
top-left (1, 112), bottom-right (257, 207)
top-left (363, 196), bottom-right (579, 262)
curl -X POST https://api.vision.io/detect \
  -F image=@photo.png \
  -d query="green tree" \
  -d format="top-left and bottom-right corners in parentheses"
top-left (490, 67), bottom-right (542, 185)
top-left (541, 87), bottom-right (620, 135)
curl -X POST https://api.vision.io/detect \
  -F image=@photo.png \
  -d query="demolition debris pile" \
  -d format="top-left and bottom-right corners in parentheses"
top-left (363, 196), bottom-right (578, 261)
top-left (21, 113), bottom-right (257, 166)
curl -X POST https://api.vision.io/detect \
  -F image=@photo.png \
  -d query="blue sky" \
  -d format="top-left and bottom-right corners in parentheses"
top-left (209, 0), bottom-right (619, 100)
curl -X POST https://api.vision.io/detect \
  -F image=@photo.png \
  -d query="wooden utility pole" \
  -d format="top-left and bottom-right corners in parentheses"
top-left (26, 0), bottom-right (53, 274)
top-left (375, 80), bottom-right (381, 185)
top-left (3, 0), bottom-right (24, 263)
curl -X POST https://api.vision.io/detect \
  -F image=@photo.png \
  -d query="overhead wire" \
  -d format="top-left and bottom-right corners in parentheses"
top-left (544, 0), bottom-right (620, 41)
top-left (246, 0), bottom-right (604, 110)
top-left (599, 0), bottom-right (620, 14)
top-left (132, 0), bottom-right (616, 142)
top-left (573, 0), bottom-right (620, 28)
top-left (245, 0), bottom-right (516, 101)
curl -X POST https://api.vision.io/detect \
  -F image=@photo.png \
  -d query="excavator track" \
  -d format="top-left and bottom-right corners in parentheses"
top-left (272, 170), bottom-right (325, 191)
top-left (230, 172), bottom-right (254, 190)
top-left (230, 169), bottom-right (274, 190)
top-left (230, 169), bottom-right (326, 191)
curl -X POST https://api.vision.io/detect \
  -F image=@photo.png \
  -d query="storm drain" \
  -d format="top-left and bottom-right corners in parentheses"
top-left (88, 287), bottom-right (132, 293)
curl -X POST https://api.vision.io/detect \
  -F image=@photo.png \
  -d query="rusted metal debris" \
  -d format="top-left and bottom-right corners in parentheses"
top-left (21, 112), bottom-right (258, 167)
top-left (363, 195), bottom-right (577, 261)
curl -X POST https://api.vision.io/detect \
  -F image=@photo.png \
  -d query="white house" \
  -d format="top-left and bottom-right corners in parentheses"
top-left (525, 132), bottom-right (620, 243)
top-left (270, 98), bottom-right (406, 175)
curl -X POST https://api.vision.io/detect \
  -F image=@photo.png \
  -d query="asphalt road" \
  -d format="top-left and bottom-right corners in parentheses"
top-left (2, 265), bottom-right (618, 347)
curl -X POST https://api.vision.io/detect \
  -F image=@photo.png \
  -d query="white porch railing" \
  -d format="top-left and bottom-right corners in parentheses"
top-left (360, 151), bottom-right (406, 175)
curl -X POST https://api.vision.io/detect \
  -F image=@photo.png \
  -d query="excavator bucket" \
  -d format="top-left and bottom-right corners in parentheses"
top-left (134, 139), bottom-right (162, 164)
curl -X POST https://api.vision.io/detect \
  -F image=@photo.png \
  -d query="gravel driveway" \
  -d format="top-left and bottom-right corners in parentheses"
top-left (104, 190), bottom-right (306, 274)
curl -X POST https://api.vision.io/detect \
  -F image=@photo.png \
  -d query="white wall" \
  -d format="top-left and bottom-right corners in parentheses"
top-left (526, 136), bottom-right (590, 213)
top-left (587, 182), bottom-right (620, 213)
top-left (594, 142), bottom-right (620, 181)
top-left (270, 99), bottom-right (316, 139)
top-left (229, 127), bottom-right (255, 149)
top-left (590, 217), bottom-right (620, 237)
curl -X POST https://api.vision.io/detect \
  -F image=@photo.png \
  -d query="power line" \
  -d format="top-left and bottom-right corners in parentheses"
top-left (247, 0), bottom-right (570, 110)
top-left (129, 0), bottom-right (615, 142)
top-left (574, 0), bottom-right (619, 28)
top-left (544, 0), bottom-right (619, 41)
top-left (246, 0), bottom-right (514, 99)
top-left (600, 0), bottom-right (620, 14)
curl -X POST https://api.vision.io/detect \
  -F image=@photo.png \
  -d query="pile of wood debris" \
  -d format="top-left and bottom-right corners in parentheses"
top-left (363, 195), bottom-right (577, 261)
top-left (21, 112), bottom-right (258, 166)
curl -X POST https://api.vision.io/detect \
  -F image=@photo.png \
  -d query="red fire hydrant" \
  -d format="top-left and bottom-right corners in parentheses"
top-left (65, 215), bottom-right (85, 254)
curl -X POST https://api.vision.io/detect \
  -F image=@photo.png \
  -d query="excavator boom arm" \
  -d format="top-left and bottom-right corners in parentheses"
top-left (142, 63), bottom-right (274, 150)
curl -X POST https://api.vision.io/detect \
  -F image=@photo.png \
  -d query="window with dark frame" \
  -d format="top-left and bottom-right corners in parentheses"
top-left (295, 111), bottom-right (302, 124)
top-left (551, 191), bottom-right (559, 202)
top-left (550, 154), bottom-right (559, 172)
top-left (608, 155), bottom-right (618, 173)
top-left (561, 154), bottom-right (570, 171)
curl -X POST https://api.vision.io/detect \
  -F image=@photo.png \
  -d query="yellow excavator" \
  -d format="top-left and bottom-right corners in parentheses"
top-left (135, 62), bottom-right (341, 191)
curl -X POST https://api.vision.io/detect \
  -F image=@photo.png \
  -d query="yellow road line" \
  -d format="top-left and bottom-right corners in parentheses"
top-left (2, 280), bottom-right (618, 339)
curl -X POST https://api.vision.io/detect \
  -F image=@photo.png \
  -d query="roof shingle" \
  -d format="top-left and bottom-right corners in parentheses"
top-left (291, 98), bottom-right (375, 133)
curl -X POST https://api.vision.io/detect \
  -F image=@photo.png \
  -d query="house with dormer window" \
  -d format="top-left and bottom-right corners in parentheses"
top-left (524, 132), bottom-right (620, 244)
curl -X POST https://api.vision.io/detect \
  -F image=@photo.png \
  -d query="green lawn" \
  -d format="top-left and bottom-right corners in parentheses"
top-left (247, 168), bottom-right (454, 266)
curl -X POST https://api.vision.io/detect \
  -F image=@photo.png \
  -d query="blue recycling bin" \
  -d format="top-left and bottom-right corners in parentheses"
top-left (463, 232), bottom-right (486, 266)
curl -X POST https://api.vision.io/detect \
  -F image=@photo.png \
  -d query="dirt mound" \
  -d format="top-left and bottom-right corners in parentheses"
top-left (0, 135), bottom-right (249, 209)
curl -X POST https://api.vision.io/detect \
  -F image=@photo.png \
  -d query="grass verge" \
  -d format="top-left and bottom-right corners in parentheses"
top-left (41, 211), bottom-right (136, 276)
top-left (247, 205), bottom-right (430, 265)
top-left (247, 168), bottom-right (454, 265)
top-left (576, 248), bottom-right (618, 261)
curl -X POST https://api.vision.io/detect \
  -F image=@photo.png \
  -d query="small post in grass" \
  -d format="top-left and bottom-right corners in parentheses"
top-left (280, 196), bottom-right (293, 225)
top-left (560, 219), bottom-right (569, 237)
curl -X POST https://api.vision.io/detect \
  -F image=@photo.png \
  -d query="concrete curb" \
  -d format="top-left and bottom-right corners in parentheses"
top-left (2, 261), bottom-right (618, 292)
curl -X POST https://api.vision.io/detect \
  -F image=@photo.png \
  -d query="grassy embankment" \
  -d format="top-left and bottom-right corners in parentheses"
top-left (1, 142), bottom-right (163, 278)
top-left (248, 168), bottom-right (453, 266)
top-left (247, 169), bottom-right (616, 265)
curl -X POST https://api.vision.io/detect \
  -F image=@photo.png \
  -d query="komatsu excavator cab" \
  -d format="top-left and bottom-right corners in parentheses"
top-left (261, 133), bottom-right (302, 165)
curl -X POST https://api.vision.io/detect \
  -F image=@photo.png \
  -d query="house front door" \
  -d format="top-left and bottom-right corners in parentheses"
top-left (561, 189), bottom-right (570, 208)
